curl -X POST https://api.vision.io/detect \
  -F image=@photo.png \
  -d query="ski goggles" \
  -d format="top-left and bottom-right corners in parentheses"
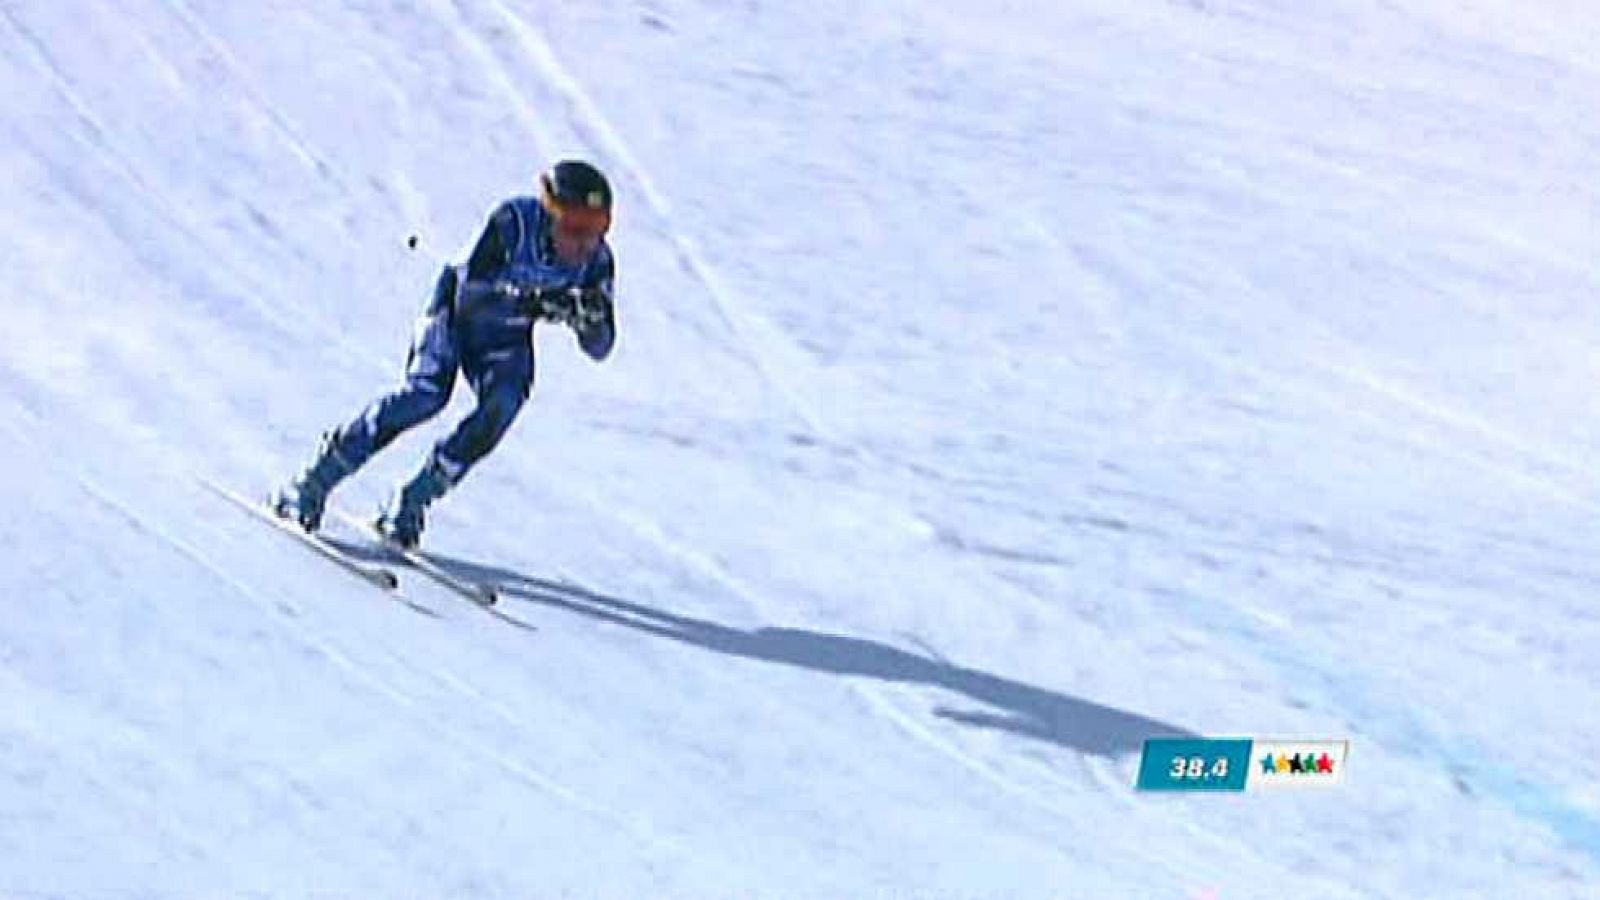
top-left (550, 204), bottom-right (611, 243)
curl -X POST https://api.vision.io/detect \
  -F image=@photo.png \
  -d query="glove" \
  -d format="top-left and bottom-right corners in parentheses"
top-left (495, 283), bottom-right (609, 328)
top-left (530, 286), bottom-right (610, 329)
top-left (572, 286), bottom-right (612, 328)
top-left (535, 288), bottom-right (581, 325)
top-left (492, 282), bottom-right (566, 320)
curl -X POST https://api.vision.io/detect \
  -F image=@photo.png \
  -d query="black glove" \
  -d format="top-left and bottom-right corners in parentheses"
top-left (496, 283), bottom-right (568, 321)
top-left (535, 287), bottom-right (610, 328)
top-left (534, 287), bottom-right (578, 324)
top-left (498, 283), bottom-right (610, 328)
top-left (572, 286), bottom-right (612, 328)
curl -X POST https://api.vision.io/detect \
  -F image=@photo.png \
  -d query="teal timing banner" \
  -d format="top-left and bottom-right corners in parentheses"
top-left (1136, 738), bottom-right (1253, 792)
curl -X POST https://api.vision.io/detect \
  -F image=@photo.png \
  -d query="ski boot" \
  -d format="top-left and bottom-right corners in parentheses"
top-left (272, 432), bottom-right (355, 532)
top-left (375, 457), bottom-right (453, 550)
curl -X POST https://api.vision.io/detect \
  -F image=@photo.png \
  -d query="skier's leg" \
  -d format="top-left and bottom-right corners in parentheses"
top-left (377, 340), bottom-right (533, 547)
top-left (327, 316), bottom-right (457, 463)
top-left (277, 269), bottom-right (460, 529)
top-left (434, 343), bottom-right (534, 483)
top-left (329, 267), bottom-right (462, 464)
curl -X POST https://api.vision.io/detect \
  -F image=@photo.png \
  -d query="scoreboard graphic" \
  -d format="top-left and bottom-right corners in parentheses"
top-left (1136, 738), bottom-right (1350, 792)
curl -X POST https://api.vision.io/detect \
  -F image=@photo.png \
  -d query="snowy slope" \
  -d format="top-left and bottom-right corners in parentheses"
top-left (2, 0), bottom-right (1598, 896)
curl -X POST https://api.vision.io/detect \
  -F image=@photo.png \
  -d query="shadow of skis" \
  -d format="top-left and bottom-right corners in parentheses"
top-left (416, 550), bottom-right (1197, 758)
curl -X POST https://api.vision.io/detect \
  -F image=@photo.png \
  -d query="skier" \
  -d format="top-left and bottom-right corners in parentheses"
top-left (272, 159), bottom-right (617, 549)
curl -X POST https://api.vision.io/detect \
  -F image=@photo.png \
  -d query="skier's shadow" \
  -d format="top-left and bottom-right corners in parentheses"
top-left (422, 552), bottom-right (1197, 758)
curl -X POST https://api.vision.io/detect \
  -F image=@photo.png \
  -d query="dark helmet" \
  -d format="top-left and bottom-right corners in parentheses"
top-left (540, 159), bottom-right (612, 213)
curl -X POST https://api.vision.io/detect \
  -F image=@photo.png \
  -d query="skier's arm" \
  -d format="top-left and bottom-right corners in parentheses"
top-left (574, 250), bottom-right (616, 362)
top-left (463, 203), bottom-right (518, 283)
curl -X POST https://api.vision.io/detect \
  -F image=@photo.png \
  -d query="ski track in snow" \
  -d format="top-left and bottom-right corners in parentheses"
top-left (462, 0), bottom-right (830, 438)
top-left (46, 435), bottom-right (681, 868)
top-left (156, 0), bottom-right (339, 182)
top-left (0, 4), bottom-right (382, 370)
top-left (209, 473), bottom-right (686, 856)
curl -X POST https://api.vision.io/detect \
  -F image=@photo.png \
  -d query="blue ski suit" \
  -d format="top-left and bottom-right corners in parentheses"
top-left (324, 197), bottom-right (615, 486)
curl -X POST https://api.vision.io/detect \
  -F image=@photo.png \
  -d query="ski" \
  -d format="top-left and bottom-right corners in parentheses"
top-left (388, 542), bottom-right (502, 607)
top-left (204, 482), bottom-right (400, 591)
top-left (330, 509), bottom-right (501, 607)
